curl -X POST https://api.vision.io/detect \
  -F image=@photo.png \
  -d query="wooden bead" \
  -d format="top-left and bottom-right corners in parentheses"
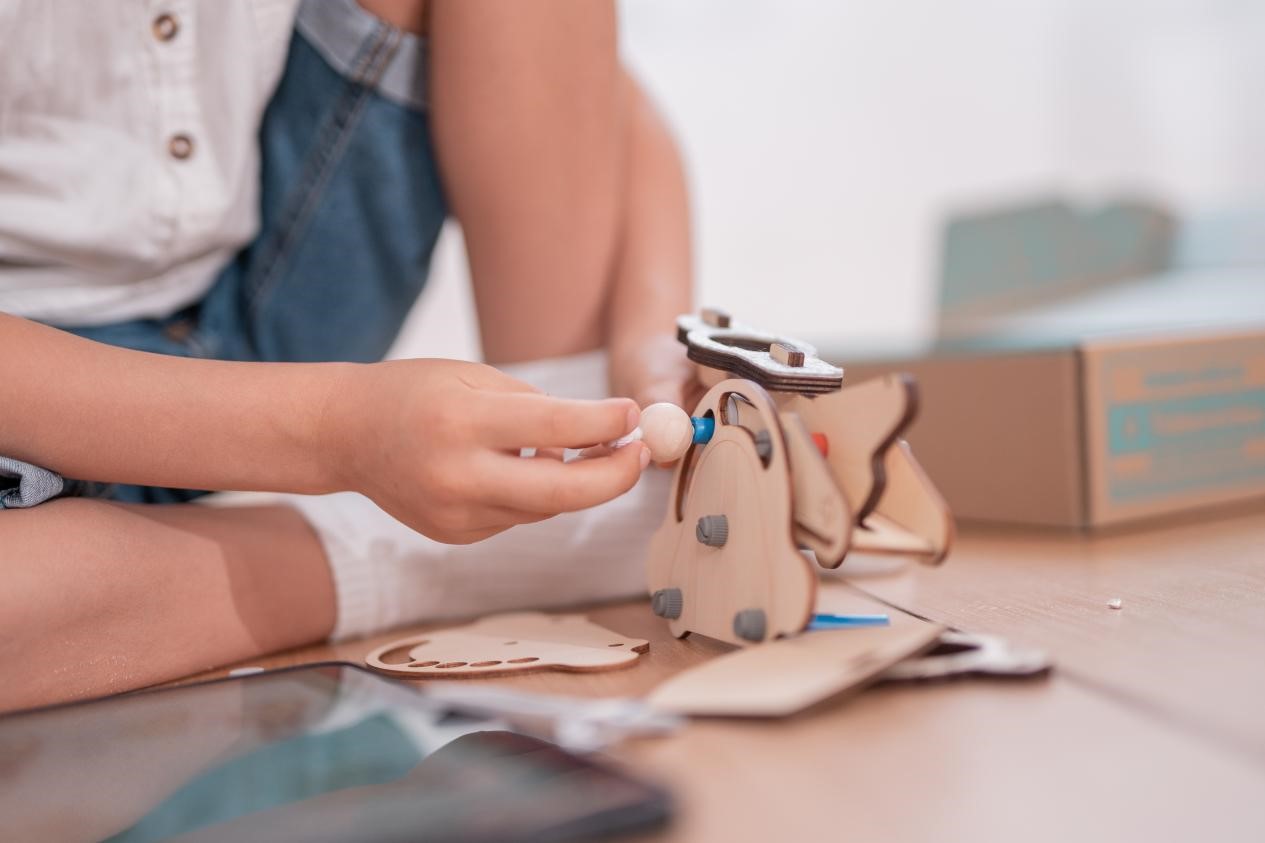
top-left (639, 402), bottom-right (693, 463)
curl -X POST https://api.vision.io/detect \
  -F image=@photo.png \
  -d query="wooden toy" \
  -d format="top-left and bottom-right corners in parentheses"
top-left (364, 612), bottom-right (648, 679)
top-left (647, 308), bottom-right (954, 647)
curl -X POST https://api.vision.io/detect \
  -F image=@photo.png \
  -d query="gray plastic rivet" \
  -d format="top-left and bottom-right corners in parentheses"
top-left (651, 588), bottom-right (684, 619)
top-left (695, 514), bottom-right (729, 547)
top-left (733, 608), bottom-right (767, 642)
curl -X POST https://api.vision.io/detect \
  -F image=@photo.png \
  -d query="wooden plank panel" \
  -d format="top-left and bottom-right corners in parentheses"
top-left (850, 508), bottom-right (1265, 760)
top-left (619, 675), bottom-right (1265, 843)
top-left (170, 524), bottom-right (1265, 843)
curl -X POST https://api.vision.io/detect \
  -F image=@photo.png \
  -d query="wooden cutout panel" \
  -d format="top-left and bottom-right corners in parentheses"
top-left (364, 613), bottom-right (648, 679)
top-left (648, 379), bottom-right (817, 646)
top-left (677, 314), bottom-right (843, 394)
top-left (850, 514), bottom-right (936, 555)
top-left (865, 440), bottom-right (954, 564)
top-left (783, 374), bottom-right (917, 521)
top-left (780, 410), bottom-right (852, 567)
top-left (648, 587), bottom-right (943, 717)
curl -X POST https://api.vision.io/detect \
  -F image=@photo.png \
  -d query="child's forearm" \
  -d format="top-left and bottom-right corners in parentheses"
top-left (1, 313), bottom-right (647, 544)
top-left (606, 71), bottom-right (693, 364)
top-left (0, 312), bottom-right (349, 493)
top-left (602, 73), bottom-right (696, 410)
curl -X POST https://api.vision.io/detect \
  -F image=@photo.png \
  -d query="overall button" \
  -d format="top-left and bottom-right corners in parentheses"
top-left (152, 13), bottom-right (179, 42)
top-left (162, 318), bottom-right (194, 343)
top-left (168, 134), bottom-right (194, 160)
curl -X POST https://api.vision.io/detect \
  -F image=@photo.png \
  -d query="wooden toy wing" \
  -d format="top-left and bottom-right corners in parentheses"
top-left (783, 373), bottom-right (916, 521)
top-left (779, 410), bottom-right (852, 567)
top-left (787, 376), bottom-right (953, 566)
top-left (851, 440), bottom-right (955, 565)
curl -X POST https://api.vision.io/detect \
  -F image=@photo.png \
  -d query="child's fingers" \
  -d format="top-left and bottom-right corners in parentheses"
top-left (632, 380), bottom-right (684, 411)
top-left (486, 441), bottom-right (648, 513)
top-left (478, 392), bottom-right (638, 449)
top-left (572, 444), bottom-right (615, 460)
top-left (682, 378), bottom-right (706, 413)
top-left (475, 506), bottom-right (552, 529)
top-left (438, 505), bottom-right (554, 543)
top-left (535, 447), bottom-right (568, 461)
top-left (572, 444), bottom-right (672, 466)
top-left (511, 447), bottom-right (566, 460)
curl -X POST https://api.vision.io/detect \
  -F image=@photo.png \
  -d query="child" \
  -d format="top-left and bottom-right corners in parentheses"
top-left (0, 0), bottom-right (694, 711)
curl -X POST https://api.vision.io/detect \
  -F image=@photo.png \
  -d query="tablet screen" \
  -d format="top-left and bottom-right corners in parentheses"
top-left (0, 664), bottom-right (670, 843)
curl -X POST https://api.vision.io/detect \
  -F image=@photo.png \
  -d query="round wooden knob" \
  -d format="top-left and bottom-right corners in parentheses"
top-left (639, 402), bottom-right (694, 463)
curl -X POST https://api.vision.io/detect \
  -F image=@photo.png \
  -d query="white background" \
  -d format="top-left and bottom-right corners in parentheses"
top-left (392, 0), bottom-right (1265, 362)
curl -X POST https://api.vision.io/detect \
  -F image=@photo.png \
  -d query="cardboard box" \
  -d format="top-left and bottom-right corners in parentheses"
top-left (843, 329), bottom-right (1265, 528)
top-left (822, 199), bottom-right (1265, 528)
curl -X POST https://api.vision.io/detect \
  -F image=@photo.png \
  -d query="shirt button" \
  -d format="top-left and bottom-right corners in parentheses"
top-left (152, 13), bottom-right (179, 42)
top-left (168, 133), bottom-right (194, 160)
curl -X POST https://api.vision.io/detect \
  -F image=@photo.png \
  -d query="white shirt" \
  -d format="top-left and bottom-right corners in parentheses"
top-left (0, 0), bottom-right (300, 325)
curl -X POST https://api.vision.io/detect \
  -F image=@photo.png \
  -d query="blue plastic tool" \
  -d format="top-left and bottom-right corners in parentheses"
top-left (807, 613), bottom-right (890, 630)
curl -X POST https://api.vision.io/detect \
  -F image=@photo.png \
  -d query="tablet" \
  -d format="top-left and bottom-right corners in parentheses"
top-left (0, 663), bottom-right (672, 842)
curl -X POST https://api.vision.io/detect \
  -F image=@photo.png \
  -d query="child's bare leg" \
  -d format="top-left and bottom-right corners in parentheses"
top-left (427, 0), bottom-right (693, 408)
top-left (429, 0), bottom-right (626, 363)
top-left (0, 499), bottom-right (334, 713)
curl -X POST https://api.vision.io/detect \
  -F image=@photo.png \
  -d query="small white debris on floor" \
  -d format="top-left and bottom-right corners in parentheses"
top-left (1107, 598), bottom-right (1123, 610)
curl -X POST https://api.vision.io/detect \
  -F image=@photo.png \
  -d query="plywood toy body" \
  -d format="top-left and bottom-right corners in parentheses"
top-left (365, 613), bottom-right (648, 678)
top-left (647, 309), bottom-right (954, 647)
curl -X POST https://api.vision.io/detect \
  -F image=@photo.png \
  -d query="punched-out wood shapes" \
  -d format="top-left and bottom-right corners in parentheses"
top-left (365, 612), bottom-right (648, 678)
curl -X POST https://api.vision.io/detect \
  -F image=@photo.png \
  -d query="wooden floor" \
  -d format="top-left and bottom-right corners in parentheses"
top-left (191, 506), bottom-right (1265, 842)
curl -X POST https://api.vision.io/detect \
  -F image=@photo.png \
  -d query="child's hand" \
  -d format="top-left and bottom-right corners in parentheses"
top-left (332, 359), bottom-right (649, 544)
top-left (610, 333), bottom-right (703, 414)
top-left (609, 334), bottom-right (703, 468)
